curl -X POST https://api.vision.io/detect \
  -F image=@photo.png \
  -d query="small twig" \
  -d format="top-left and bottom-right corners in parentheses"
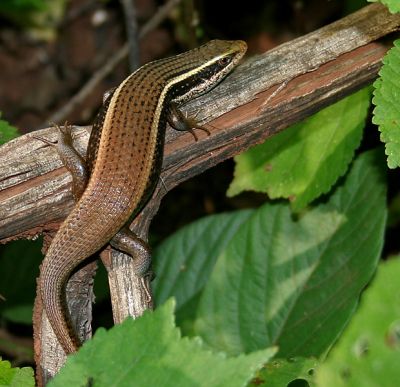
top-left (181, 0), bottom-right (198, 48)
top-left (46, 0), bottom-right (182, 125)
top-left (62, 0), bottom-right (98, 26)
top-left (120, 0), bottom-right (140, 71)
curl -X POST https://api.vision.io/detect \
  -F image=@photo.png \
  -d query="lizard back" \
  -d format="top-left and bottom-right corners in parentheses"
top-left (39, 39), bottom-right (247, 353)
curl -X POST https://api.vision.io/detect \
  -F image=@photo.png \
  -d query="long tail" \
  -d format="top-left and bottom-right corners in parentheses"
top-left (39, 252), bottom-right (81, 353)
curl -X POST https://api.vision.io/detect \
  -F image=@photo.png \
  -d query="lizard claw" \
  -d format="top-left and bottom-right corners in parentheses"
top-left (32, 121), bottom-right (74, 147)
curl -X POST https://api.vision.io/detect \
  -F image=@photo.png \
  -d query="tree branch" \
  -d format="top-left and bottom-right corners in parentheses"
top-left (1, 4), bottom-right (397, 242)
top-left (120, 0), bottom-right (140, 71)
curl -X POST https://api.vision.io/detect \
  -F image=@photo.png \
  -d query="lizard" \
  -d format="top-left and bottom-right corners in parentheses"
top-left (37, 39), bottom-right (247, 353)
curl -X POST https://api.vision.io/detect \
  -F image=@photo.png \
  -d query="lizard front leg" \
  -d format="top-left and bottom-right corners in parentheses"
top-left (32, 123), bottom-right (89, 200)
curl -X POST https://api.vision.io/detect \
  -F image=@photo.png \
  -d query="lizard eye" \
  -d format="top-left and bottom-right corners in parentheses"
top-left (218, 56), bottom-right (231, 66)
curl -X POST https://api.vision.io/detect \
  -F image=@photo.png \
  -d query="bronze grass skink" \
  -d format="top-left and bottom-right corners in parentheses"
top-left (38, 39), bottom-right (247, 353)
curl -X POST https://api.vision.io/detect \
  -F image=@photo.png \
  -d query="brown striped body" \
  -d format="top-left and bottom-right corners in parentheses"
top-left (39, 40), bottom-right (247, 353)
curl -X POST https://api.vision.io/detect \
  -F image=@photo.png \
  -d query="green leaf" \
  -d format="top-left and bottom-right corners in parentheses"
top-left (344, 0), bottom-right (368, 14)
top-left (0, 0), bottom-right (65, 41)
top-left (153, 210), bottom-right (254, 309)
top-left (50, 300), bottom-right (277, 387)
top-left (0, 0), bottom-right (47, 14)
top-left (228, 88), bottom-right (371, 210)
top-left (253, 357), bottom-right (318, 387)
top-left (0, 359), bottom-right (35, 387)
top-left (315, 258), bottom-right (400, 386)
top-left (373, 39), bottom-right (400, 168)
top-left (0, 239), bottom-right (42, 324)
top-left (368, 0), bottom-right (400, 13)
top-left (195, 149), bottom-right (386, 357)
top-left (0, 115), bottom-right (19, 145)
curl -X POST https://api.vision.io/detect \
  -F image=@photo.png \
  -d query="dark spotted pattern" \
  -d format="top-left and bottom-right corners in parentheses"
top-left (39, 40), bottom-right (247, 353)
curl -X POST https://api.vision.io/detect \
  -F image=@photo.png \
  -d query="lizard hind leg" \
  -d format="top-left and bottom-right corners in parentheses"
top-left (110, 227), bottom-right (153, 302)
top-left (110, 227), bottom-right (152, 276)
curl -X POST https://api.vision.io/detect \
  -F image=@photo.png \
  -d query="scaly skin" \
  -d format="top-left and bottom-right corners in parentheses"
top-left (38, 39), bottom-right (247, 353)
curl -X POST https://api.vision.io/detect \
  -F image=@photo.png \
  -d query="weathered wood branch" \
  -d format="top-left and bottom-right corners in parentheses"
top-left (0, 3), bottom-right (398, 381)
top-left (0, 4), bottom-right (397, 243)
